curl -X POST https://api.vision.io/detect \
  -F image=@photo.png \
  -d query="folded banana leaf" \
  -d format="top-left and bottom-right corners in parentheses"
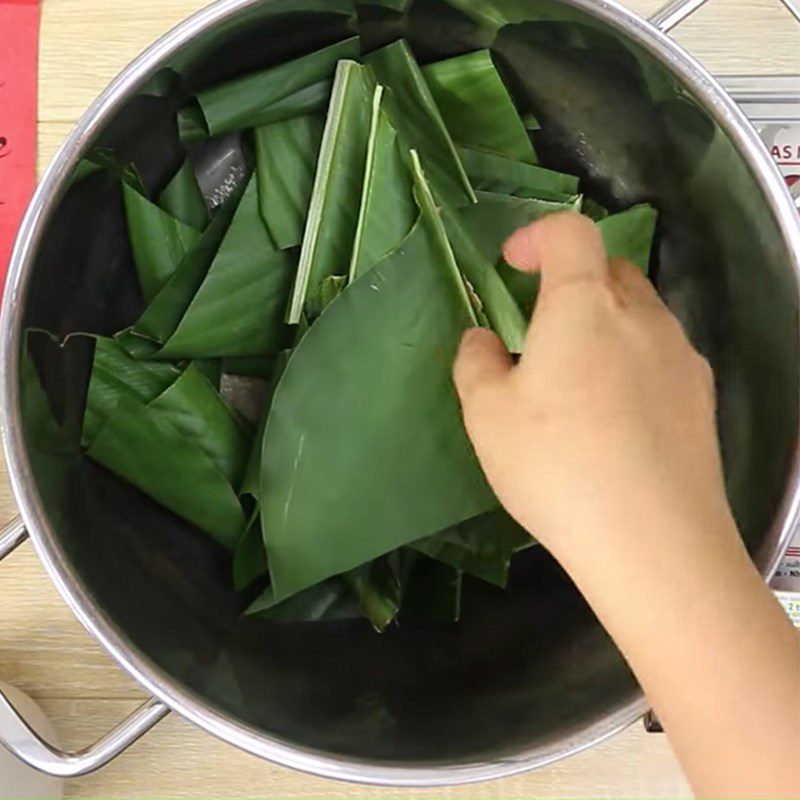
top-left (442, 203), bottom-right (532, 353)
top-left (344, 556), bottom-right (403, 631)
top-left (158, 159), bottom-right (210, 230)
top-left (422, 50), bottom-right (536, 164)
top-left (183, 37), bottom-right (360, 138)
top-left (156, 174), bottom-right (297, 359)
top-left (82, 341), bottom-right (248, 549)
top-left (255, 114), bottom-right (325, 249)
top-left (456, 190), bottom-right (578, 317)
top-left (365, 39), bottom-right (475, 209)
top-left (597, 203), bottom-right (658, 273)
top-left (260, 153), bottom-right (496, 601)
top-left (86, 398), bottom-right (246, 548)
top-left (411, 508), bottom-right (531, 587)
top-left (466, 197), bottom-right (657, 315)
top-left (122, 180), bottom-right (202, 303)
top-left (458, 189), bottom-right (582, 263)
top-left (457, 146), bottom-right (578, 200)
top-left (81, 336), bottom-right (181, 444)
top-left (349, 87), bottom-right (417, 280)
top-left (83, 340), bottom-right (250, 479)
top-left (148, 363), bottom-right (252, 485)
top-left (287, 61), bottom-right (377, 322)
top-left (118, 178), bottom-right (248, 355)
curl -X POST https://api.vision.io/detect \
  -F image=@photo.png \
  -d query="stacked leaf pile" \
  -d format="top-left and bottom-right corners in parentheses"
top-left (79, 35), bottom-right (658, 630)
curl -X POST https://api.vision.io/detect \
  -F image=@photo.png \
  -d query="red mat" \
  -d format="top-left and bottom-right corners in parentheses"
top-left (0, 0), bottom-right (40, 299)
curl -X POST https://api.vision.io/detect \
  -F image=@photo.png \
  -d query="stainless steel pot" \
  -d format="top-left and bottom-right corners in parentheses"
top-left (1, 0), bottom-right (799, 786)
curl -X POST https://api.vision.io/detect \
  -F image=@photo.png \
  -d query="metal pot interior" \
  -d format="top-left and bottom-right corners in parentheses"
top-left (10, 0), bottom-right (799, 774)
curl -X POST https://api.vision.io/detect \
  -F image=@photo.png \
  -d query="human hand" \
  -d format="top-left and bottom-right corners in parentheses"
top-left (453, 213), bottom-right (800, 800)
top-left (453, 212), bottom-right (731, 561)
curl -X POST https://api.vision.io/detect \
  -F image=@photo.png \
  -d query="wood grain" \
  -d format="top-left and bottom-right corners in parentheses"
top-left (38, 699), bottom-right (689, 799)
top-left (1, 0), bottom-right (797, 795)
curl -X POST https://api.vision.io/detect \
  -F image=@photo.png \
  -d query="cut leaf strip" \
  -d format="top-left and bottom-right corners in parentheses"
top-left (287, 60), bottom-right (376, 322)
top-left (365, 39), bottom-right (475, 208)
top-left (423, 50), bottom-right (537, 164)
top-left (194, 37), bottom-right (360, 136)
top-left (255, 114), bottom-right (325, 250)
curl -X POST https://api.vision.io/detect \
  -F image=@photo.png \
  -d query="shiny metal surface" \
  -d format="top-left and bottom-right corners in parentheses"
top-left (1, 0), bottom-right (799, 786)
top-left (650, 0), bottom-right (800, 29)
top-left (0, 516), bottom-right (170, 778)
top-left (0, 516), bottom-right (28, 560)
top-left (650, 0), bottom-right (710, 32)
top-left (0, 697), bottom-right (169, 779)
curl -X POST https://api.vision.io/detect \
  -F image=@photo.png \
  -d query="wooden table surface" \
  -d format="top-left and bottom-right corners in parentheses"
top-left (1, 0), bottom-right (798, 796)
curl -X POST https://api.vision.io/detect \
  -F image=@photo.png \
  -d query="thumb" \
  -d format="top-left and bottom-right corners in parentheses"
top-left (453, 327), bottom-right (513, 407)
top-left (502, 211), bottom-right (609, 296)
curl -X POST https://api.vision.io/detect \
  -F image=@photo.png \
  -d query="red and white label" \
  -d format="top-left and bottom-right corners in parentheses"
top-left (758, 122), bottom-right (800, 207)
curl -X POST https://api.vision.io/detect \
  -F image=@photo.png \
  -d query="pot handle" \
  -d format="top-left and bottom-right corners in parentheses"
top-left (0, 516), bottom-right (170, 777)
top-left (650, 0), bottom-right (800, 30)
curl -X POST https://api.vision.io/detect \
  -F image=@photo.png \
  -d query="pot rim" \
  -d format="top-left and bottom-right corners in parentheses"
top-left (2, 0), bottom-right (800, 786)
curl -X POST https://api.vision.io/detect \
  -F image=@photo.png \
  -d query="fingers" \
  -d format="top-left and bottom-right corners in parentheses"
top-left (502, 212), bottom-right (609, 295)
top-left (608, 258), bottom-right (662, 307)
top-left (453, 327), bottom-right (513, 405)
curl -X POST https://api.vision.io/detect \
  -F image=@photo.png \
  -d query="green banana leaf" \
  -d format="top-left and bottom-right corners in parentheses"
top-left (365, 40), bottom-right (475, 209)
top-left (148, 363), bottom-right (252, 486)
top-left (460, 190), bottom-right (581, 260)
top-left (287, 62), bottom-right (376, 322)
top-left (82, 338), bottom-right (248, 548)
top-left (85, 394), bottom-right (246, 549)
top-left (193, 358), bottom-right (222, 389)
top-left (455, 190), bottom-right (580, 319)
top-left (156, 174), bottom-right (297, 359)
top-left (158, 159), bottom-right (209, 230)
top-left (240, 349), bottom-right (291, 500)
top-left (260, 152), bottom-right (495, 601)
top-left (349, 87), bottom-right (417, 280)
top-left (597, 203), bottom-right (658, 273)
top-left (457, 146), bottom-right (579, 200)
top-left (118, 179), bottom-right (246, 354)
top-left (255, 114), bottom-right (325, 249)
top-left (187, 37), bottom-right (359, 138)
top-left (344, 557), bottom-right (403, 631)
top-left (83, 338), bottom-right (250, 483)
top-left (422, 50), bottom-right (536, 164)
top-left (412, 508), bottom-right (531, 587)
top-left (246, 578), bottom-right (362, 621)
top-left (81, 336), bottom-right (181, 444)
top-left (470, 200), bottom-right (657, 315)
top-left (441, 204), bottom-right (529, 353)
top-left (233, 512), bottom-right (268, 591)
top-left (177, 102), bottom-right (209, 143)
top-left (122, 180), bottom-right (202, 303)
